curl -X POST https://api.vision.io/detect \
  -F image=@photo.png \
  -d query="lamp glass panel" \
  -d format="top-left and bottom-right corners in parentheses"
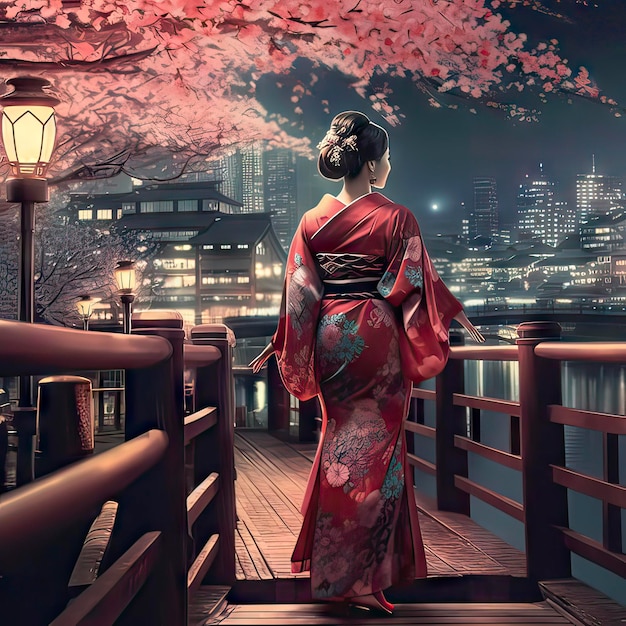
top-left (76, 300), bottom-right (92, 317)
top-left (76, 297), bottom-right (101, 317)
top-left (115, 267), bottom-right (136, 291)
top-left (1, 105), bottom-right (56, 170)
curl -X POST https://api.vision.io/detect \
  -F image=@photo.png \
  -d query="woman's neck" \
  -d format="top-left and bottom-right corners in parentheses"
top-left (335, 170), bottom-right (372, 205)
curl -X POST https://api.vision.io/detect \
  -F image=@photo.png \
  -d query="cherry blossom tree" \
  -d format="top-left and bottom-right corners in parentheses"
top-left (0, 192), bottom-right (159, 326)
top-left (0, 0), bottom-right (615, 184)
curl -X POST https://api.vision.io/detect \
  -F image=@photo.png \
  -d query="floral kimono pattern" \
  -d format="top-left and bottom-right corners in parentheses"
top-left (272, 192), bottom-right (462, 599)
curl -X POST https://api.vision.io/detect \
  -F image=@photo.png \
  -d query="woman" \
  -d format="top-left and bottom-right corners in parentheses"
top-left (250, 111), bottom-right (484, 614)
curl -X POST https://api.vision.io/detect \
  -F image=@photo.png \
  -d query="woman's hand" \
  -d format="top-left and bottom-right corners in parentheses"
top-left (249, 342), bottom-right (275, 373)
top-left (453, 310), bottom-right (485, 344)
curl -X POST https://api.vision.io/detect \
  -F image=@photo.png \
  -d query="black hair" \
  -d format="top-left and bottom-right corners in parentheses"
top-left (317, 111), bottom-right (389, 181)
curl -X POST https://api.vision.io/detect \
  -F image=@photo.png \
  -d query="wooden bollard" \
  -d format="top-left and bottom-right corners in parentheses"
top-left (517, 321), bottom-right (570, 581)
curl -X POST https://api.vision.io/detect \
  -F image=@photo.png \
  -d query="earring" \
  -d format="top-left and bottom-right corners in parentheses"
top-left (369, 176), bottom-right (377, 185)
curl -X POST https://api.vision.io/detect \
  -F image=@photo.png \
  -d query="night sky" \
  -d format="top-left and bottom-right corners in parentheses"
top-left (258, 2), bottom-right (626, 236)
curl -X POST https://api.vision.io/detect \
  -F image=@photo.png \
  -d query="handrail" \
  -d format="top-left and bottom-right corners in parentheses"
top-left (183, 343), bottom-right (222, 368)
top-left (449, 344), bottom-right (519, 361)
top-left (49, 531), bottom-right (162, 626)
top-left (535, 341), bottom-right (626, 362)
top-left (0, 429), bottom-right (168, 560)
top-left (0, 320), bottom-right (171, 376)
top-left (184, 406), bottom-right (218, 445)
top-left (408, 320), bottom-right (626, 585)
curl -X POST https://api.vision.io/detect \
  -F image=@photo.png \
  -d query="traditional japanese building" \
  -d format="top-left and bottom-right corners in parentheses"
top-left (69, 178), bottom-right (286, 327)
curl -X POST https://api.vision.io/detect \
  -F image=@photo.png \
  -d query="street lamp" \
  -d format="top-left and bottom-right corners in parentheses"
top-left (1, 76), bottom-right (59, 485)
top-left (75, 294), bottom-right (101, 331)
top-left (114, 260), bottom-right (136, 334)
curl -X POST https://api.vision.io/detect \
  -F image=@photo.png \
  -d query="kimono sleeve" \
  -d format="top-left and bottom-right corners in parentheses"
top-left (377, 207), bottom-right (463, 384)
top-left (272, 216), bottom-right (323, 401)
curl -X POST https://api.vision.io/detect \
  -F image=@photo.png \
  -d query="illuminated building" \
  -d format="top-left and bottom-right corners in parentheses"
top-left (579, 211), bottom-right (626, 250)
top-left (517, 165), bottom-right (574, 247)
top-left (471, 177), bottom-right (499, 239)
top-left (210, 146), bottom-right (306, 250)
top-left (190, 214), bottom-right (285, 324)
top-left (70, 179), bottom-right (285, 328)
top-left (576, 157), bottom-right (622, 224)
top-left (217, 145), bottom-right (265, 214)
top-left (264, 148), bottom-right (299, 250)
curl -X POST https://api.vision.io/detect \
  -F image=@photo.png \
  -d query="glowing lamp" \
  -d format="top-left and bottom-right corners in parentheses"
top-left (75, 294), bottom-right (101, 319)
top-left (114, 261), bottom-right (136, 334)
top-left (76, 294), bottom-right (101, 331)
top-left (1, 77), bottom-right (59, 179)
top-left (114, 260), bottom-right (137, 293)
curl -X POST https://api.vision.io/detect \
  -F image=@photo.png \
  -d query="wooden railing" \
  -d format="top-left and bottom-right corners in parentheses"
top-left (0, 313), bottom-right (236, 625)
top-left (407, 321), bottom-right (626, 584)
top-left (184, 325), bottom-right (236, 597)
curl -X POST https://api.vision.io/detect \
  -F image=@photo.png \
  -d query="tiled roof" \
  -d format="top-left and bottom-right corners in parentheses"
top-left (70, 180), bottom-right (242, 209)
top-left (189, 214), bottom-right (272, 245)
top-left (116, 211), bottom-right (221, 230)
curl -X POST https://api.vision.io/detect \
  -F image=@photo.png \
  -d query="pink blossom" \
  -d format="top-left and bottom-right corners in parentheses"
top-left (321, 324), bottom-right (342, 350)
top-left (0, 0), bottom-right (613, 182)
top-left (326, 462), bottom-right (350, 488)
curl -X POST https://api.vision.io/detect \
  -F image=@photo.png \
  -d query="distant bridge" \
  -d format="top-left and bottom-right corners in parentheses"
top-left (226, 305), bottom-right (626, 343)
top-left (463, 304), bottom-right (626, 330)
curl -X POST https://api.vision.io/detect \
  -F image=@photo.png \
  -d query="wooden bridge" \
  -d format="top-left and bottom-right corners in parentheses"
top-left (0, 314), bottom-right (624, 625)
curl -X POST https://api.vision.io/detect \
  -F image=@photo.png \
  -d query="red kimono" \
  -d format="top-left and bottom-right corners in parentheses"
top-left (272, 192), bottom-right (462, 599)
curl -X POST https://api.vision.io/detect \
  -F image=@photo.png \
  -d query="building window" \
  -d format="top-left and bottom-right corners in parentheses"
top-left (78, 209), bottom-right (93, 220)
top-left (202, 200), bottom-right (218, 211)
top-left (203, 245), bottom-right (214, 250)
top-left (122, 202), bottom-right (135, 214)
top-left (163, 275), bottom-right (196, 288)
top-left (220, 244), bottom-right (232, 250)
top-left (141, 200), bottom-right (174, 213)
top-left (237, 244), bottom-right (249, 249)
top-left (151, 230), bottom-right (198, 241)
top-left (162, 258), bottom-right (195, 270)
top-left (97, 209), bottom-right (113, 220)
top-left (177, 200), bottom-right (197, 212)
top-left (256, 242), bottom-right (266, 255)
top-left (237, 276), bottom-right (250, 283)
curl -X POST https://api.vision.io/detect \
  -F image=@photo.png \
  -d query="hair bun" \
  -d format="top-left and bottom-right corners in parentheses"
top-left (317, 111), bottom-right (388, 181)
top-left (318, 144), bottom-right (349, 180)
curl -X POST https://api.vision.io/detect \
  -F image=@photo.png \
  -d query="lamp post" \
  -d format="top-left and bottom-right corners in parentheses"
top-left (114, 260), bottom-right (136, 334)
top-left (0, 76), bottom-right (59, 485)
top-left (76, 294), bottom-right (101, 331)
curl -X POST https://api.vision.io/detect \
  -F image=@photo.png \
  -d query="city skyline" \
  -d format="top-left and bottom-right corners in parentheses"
top-left (256, 3), bottom-right (626, 234)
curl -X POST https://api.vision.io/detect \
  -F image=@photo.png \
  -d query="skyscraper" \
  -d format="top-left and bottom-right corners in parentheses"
top-left (471, 177), bottom-right (499, 239)
top-left (240, 144), bottom-right (265, 213)
top-left (517, 165), bottom-right (575, 246)
top-left (218, 144), bottom-right (265, 213)
top-left (264, 148), bottom-right (299, 250)
top-left (211, 145), bottom-right (305, 249)
top-left (576, 157), bottom-right (622, 224)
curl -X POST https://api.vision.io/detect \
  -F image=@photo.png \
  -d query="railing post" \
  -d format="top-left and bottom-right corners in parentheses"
top-left (435, 330), bottom-right (470, 514)
top-left (122, 311), bottom-right (186, 626)
top-left (190, 324), bottom-right (236, 585)
top-left (516, 321), bottom-right (571, 581)
top-left (267, 355), bottom-right (289, 434)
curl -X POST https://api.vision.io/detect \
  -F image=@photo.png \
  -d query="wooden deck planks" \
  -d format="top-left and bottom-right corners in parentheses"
top-left (188, 585), bottom-right (230, 626)
top-left (415, 492), bottom-right (527, 578)
top-left (234, 433), bottom-right (308, 581)
top-left (233, 431), bottom-right (527, 584)
top-left (207, 601), bottom-right (571, 625)
top-left (540, 579), bottom-right (626, 626)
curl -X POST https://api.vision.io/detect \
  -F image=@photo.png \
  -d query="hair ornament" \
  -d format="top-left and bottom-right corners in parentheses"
top-left (317, 129), bottom-right (358, 167)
